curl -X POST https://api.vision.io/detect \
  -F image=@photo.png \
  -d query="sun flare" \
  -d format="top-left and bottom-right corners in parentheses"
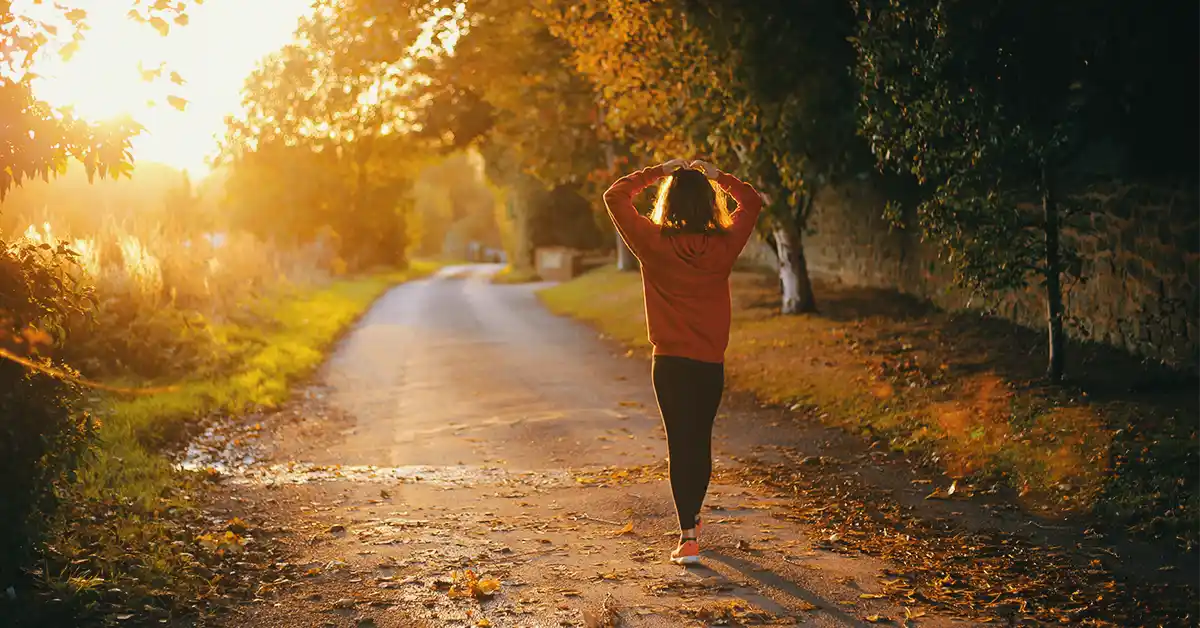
top-left (28, 0), bottom-right (313, 176)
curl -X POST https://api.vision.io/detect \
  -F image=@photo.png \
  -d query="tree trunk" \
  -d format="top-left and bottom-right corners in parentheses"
top-left (510, 186), bottom-right (536, 271)
top-left (393, 201), bottom-right (410, 270)
top-left (616, 230), bottom-right (639, 271)
top-left (1043, 165), bottom-right (1065, 382)
top-left (773, 218), bottom-right (817, 314)
top-left (351, 138), bottom-right (373, 271)
top-left (599, 108), bottom-right (638, 273)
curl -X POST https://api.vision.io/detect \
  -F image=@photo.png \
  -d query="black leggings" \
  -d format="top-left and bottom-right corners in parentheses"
top-left (651, 355), bottom-right (725, 531)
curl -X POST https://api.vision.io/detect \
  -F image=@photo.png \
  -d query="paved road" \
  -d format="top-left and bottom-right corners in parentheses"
top-left (218, 265), bottom-right (971, 628)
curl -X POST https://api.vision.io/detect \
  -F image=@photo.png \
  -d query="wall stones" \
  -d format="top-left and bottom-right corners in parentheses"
top-left (741, 179), bottom-right (1198, 370)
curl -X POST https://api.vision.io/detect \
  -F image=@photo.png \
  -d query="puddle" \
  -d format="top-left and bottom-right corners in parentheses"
top-left (178, 413), bottom-right (273, 474)
top-left (181, 421), bottom-right (572, 488)
top-left (218, 462), bottom-right (572, 488)
top-left (176, 384), bottom-right (579, 489)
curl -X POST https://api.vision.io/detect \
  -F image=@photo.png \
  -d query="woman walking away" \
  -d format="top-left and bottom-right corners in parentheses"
top-left (603, 158), bottom-right (763, 564)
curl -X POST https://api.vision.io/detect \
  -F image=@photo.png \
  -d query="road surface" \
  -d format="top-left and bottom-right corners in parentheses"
top-left (209, 264), bottom-right (974, 627)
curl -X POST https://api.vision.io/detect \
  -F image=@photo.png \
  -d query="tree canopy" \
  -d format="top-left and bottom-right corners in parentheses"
top-left (541, 0), bottom-right (866, 312)
top-left (852, 0), bottom-right (1197, 379)
top-left (0, 1), bottom-right (195, 201)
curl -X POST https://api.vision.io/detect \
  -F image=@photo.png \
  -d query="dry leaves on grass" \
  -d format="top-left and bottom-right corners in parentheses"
top-left (195, 530), bottom-right (247, 556)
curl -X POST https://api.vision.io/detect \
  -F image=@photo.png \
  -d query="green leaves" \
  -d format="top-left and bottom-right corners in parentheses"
top-left (1, 1), bottom-right (200, 204)
top-left (852, 0), bottom-right (1068, 294)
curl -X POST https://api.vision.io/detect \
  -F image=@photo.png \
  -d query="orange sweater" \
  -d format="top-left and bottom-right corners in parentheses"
top-left (603, 166), bottom-right (763, 364)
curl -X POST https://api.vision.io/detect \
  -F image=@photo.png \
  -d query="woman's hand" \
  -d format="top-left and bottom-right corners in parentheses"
top-left (660, 159), bottom-right (688, 174)
top-left (689, 160), bottom-right (720, 179)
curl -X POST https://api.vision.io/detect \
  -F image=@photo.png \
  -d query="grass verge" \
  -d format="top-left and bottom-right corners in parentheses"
top-left (490, 264), bottom-right (542, 285)
top-left (11, 262), bottom-right (439, 626)
top-left (539, 265), bottom-right (1198, 552)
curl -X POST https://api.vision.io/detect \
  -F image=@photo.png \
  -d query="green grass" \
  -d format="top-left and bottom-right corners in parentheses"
top-left (539, 265), bottom-right (1198, 550)
top-left (20, 262), bottom-right (439, 625)
top-left (538, 265), bottom-right (648, 348)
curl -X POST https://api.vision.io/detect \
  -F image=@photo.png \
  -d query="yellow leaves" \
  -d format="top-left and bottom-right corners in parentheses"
top-left (167, 95), bottom-right (188, 111)
top-left (865, 614), bottom-right (892, 623)
top-left (148, 16), bottom-right (171, 36)
top-left (612, 521), bottom-right (635, 536)
top-left (925, 480), bottom-right (958, 500)
top-left (447, 569), bottom-right (501, 599)
top-left (59, 40), bottom-right (80, 62)
top-left (139, 63), bottom-right (163, 82)
top-left (170, 71), bottom-right (186, 86)
top-left (64, 8), bottom-right (87, 22)
top-left (195, 530), bottom-right (246, 556)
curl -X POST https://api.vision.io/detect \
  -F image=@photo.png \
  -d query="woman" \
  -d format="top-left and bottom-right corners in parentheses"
top-left (603, 158), bottom-right (763, 564)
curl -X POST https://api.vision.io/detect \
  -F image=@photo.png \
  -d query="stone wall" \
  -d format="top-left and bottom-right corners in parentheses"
top-left (742, 180), bottom-right (1199, 369)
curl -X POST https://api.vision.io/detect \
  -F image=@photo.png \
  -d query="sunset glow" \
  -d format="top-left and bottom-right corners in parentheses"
top-left (30, 0), bottom-right (314, 176)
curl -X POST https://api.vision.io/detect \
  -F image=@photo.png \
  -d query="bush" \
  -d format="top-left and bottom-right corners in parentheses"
top-left (0, 238), bottom-right (95, 591)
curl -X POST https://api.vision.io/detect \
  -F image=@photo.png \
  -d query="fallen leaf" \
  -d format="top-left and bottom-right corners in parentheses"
top-left (614, 521), bottom-right (635, 536)
top-left (447, 570), bottom-right (501, 599)
top-left (865, 614), bottom-right (891, 623)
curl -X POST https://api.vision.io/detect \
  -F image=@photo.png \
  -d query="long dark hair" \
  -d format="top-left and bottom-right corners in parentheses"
top-left (649, 168), bottom-right (732, 235)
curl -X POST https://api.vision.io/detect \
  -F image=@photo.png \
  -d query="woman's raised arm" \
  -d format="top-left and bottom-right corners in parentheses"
top-left (689, 160), bottom-right (763, 248)
top-left (603, 159), bottom-right (685, 257)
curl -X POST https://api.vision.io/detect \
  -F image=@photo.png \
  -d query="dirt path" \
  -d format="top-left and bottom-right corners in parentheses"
top-left (194, 264), bottom-right (983, 627)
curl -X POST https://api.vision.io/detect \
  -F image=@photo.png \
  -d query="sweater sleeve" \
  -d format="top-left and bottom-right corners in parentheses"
top-left (603, 166), bottom-right (665, 258)
top-left (719, 172), bottom-right (764, 249)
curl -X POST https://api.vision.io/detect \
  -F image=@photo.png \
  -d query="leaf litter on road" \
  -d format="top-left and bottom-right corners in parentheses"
top-left (679, 599), bottom-right (777, 625)
top-left (731, 452), bottom-right (1197, 627)
top-left (447, 569), bottom-right (502, 600)
top-left (582, 593), bottom-right (623, 628)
